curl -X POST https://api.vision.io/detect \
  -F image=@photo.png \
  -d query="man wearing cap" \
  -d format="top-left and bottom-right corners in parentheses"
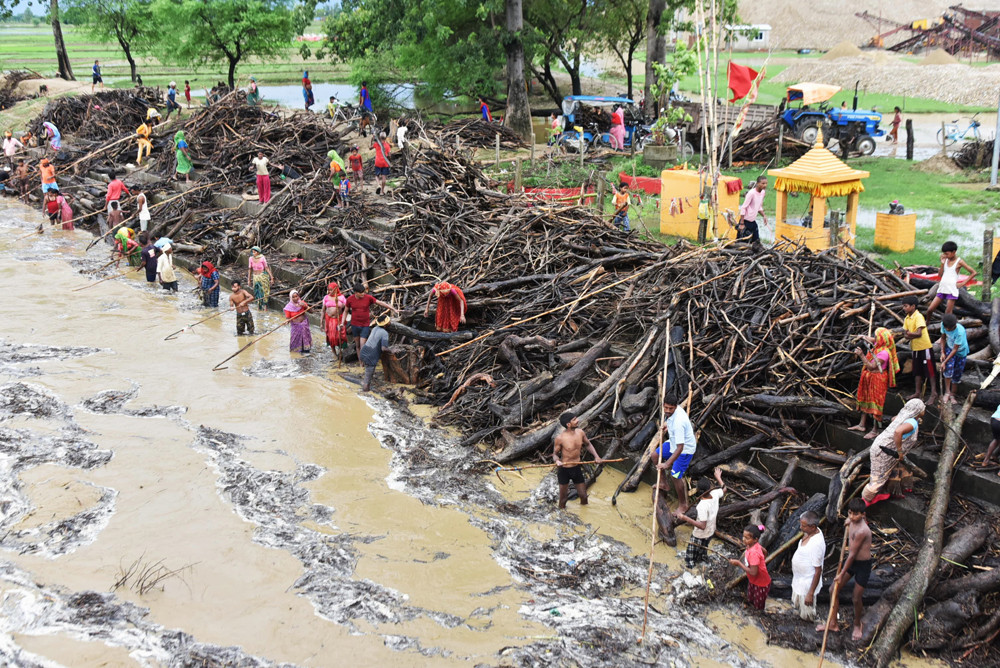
top-left (156, 244), bottom-right (178, 292)
top-left (360, 314), bottom-right (390, 392)
top-left (345, 282), bottom-right (397, 364)
top-left (3, 131), bottom-right (23, 169)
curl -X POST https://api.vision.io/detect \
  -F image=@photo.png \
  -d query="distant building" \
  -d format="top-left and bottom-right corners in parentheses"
top-left (725, 24), bottom-right (771, 51)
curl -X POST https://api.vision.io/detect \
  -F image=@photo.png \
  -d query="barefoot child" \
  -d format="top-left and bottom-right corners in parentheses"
top-left (348, 146), bottom-right (363, 190)
top-left (926, 241), bottom-right (976, 318)
top-left (552, 411), bottom-right (604, 509)
top-left (901, 295), bottom-right (937, 405)
top-left (818, 498), bottom-right (872, 641)
top-left (674, 467), bottom-right (725, 568)
top-left (653, 393), bottom-right (698, 514)
top-left (939, 313), bottom-right (968, 405)
top-left (980, 403), bottom-right (1000, 471)
top-left (729, 524), bottom-right (771, 610)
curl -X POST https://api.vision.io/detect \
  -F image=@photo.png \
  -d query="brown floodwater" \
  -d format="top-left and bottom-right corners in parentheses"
top-left (0, 200), bottom-right (939, 667)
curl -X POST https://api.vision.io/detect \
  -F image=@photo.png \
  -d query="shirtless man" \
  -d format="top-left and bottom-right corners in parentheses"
top-left (818, 497), bottom-right (872, 641)
top-left (229, 281), bottom-right (256, 335)
top-left (552, 411), bottom-right (603, 509)
top-left (15, 160), bottom-right (30, 203)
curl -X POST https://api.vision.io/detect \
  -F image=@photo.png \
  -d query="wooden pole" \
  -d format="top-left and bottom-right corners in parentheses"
top-left (495, 133), bottom-right (500, 167)
top-left (596, 177), bottom-right (606, 211)
top-left (640, 320), bottom-right (671, 643)
top-left (514, 157), bottom-right (523, 192)
top-left (983, 229), bottom-right (994, 301)
top-left (905, 118), bottom-right (914, 161)
top-left (70, 266), bottom-right (140, 291)
top-left (941, 121), bottom-right (948, 156)
top-left (530, 138), bottom-right (535, 167)
top-left (817, 528), bottom-right (850, 668)
top-left (211, 304), bottom-right (313, 371)
top-left (776, 122), bottom-right (784, 163)
top-left (164, 298), bottom-right (252, 340)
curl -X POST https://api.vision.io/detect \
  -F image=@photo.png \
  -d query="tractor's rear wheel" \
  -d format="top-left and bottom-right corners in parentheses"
top-left (856, 135), bottom-right (876, 156)
top-left (798, 123), bottom-right (819, 145)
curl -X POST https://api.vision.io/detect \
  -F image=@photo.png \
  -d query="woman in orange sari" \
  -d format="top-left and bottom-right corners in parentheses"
top-left (322, 282), bottom-right (347, 365)
top-left (849, 327), bottom-right (899, 439)
top-left (424, 282), bottom-right (467, 332)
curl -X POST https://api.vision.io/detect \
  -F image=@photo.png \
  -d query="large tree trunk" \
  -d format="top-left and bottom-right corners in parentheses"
top-left (227, 57), bottom-right (238, 90)
top-left (868, 392), bottom-right (976, 667)
top-left (124, 45), bottom-right (137, 83)
top-left (503, 0), bottom-right (533, 143)
top-left (50, 0), bottom-right (74, 81)
top-left (643, 0), bottom-right (667, 115)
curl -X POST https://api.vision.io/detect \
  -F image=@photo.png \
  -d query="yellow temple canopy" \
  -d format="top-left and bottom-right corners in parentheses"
top-left (768, 135), bottom-right (869, 198)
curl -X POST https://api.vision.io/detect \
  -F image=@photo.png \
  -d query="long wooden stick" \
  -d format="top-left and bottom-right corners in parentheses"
top-left (211, 304), bottom-right (312, 371)
top-left (63, 134), bottom-right (136, 172)
top-left (164, 298), bottom-right (253, 340)
top-left (71, 266), bottom-right (140, 291)
top-left (640, 319), bottom-right (671, 643)
top-left (84, 181), bottom-right (220, 251)
top-left (492, 458), bottom-right (627, 474)
top-left (818, 527), bottom-right (851, 668)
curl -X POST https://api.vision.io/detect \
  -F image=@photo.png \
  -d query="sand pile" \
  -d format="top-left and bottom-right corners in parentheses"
top-left (919, 48), bottom-right (960, 65)
top-left (916, 153), bottom-right (962, 175)
top-left (821, 41), bottom-right (864, 60)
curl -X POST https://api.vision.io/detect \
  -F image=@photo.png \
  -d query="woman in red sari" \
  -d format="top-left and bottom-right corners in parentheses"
top-left (849, 327), bottom-right (899, 439)
top-left (424, 282), bottom-right (467, 332)
top-left (322, 281), bottom-right (347, 365)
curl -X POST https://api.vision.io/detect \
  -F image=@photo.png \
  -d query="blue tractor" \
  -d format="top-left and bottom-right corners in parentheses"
top-left (779, 82), bottom-right (884, 156)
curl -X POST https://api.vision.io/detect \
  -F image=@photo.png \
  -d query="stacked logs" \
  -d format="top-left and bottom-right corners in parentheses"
top-left (953, 139), bottom-right (996, 170)
top-left (30, 89), bottom-right (165, 142)
top-left (728, 120), bottom-right (812, 163)
top-left (432, 117), bottom-right (527, 149)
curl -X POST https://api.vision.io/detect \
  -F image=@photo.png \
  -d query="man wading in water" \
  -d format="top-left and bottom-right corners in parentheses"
top-left (552, 411), bottom-right (604, 509)
top-left (230, 281), bottom-right (255, 335)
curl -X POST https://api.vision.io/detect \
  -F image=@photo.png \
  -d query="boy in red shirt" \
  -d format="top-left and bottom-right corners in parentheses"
top-left (371, 132), bottom-right (391, 195)
top-left (348, 146), bottom-right (363, 190)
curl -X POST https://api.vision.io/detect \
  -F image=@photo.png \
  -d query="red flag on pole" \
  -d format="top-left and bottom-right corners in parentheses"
top-left (731, 67), bottom-right (766, 139)
top-left (727, 62), bottom-right (760, 103)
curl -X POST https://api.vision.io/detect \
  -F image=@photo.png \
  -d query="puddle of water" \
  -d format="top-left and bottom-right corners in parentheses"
top-left (259, 82), bottom-right (416, 111)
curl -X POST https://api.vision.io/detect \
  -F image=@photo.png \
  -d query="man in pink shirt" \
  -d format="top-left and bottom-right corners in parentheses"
top-left (105, 172), bottom-right (131, 213)
top-left (737, 175), bottom-right (767, 244)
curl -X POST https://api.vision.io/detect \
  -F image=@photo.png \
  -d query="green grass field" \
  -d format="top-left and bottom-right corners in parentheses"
top-left (0, 22), bottom-right (349, 88)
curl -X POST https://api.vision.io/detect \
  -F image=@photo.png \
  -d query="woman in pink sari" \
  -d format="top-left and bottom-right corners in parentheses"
top-left (57, 192), bottom-right (74, 229)
top-left (609, 105), bottom-right (626, 151)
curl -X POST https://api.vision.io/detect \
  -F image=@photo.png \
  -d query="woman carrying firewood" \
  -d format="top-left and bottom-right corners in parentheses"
top-left (849, 327), bottom-right (899, 439)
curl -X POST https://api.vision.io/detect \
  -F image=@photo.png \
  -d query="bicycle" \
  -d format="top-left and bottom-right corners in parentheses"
top-left (937, 113), bottom-right (982, 146)
top-left (331, 103), bottom-right (378, 137)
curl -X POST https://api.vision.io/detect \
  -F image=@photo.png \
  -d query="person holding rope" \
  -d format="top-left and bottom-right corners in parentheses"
top-left (553, 411), bottom-right (604, 510)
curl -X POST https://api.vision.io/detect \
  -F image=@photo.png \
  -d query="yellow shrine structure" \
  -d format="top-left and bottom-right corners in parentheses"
top-left (767, 128), bottom-right (869, 251)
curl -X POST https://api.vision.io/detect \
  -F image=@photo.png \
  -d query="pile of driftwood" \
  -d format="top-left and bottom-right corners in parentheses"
top-left (0, 70), bottom-right (38, 110)
top-left (30, 89), bottom-right (164, 141)
top-left (145, 93), bottom-right (348, 191)
top-left (953, 139), bottom-right (996, 170)
top-left (433, 117), bottom-right (527, 149)
top-left (729, 120), bottom-right (812, 163)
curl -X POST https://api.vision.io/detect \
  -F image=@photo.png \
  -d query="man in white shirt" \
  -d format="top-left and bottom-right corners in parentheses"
top-left (156, 244), bottom-right (178, 292)
top-left (653, 392), bottom-right (698, 514)
top-left (791, 511), bottom-right (826, 621)
top-left (675, 467), bottom-right (725, 568)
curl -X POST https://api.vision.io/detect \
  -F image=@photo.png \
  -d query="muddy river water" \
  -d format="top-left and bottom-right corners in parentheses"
top-left (0, 199), bottom-right (907, 667)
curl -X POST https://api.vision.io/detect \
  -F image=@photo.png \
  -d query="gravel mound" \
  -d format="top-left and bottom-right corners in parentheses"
top-left (773, 60), bottom-right (1000, 107)
top-left (920, 48), bottom-right (960, 65)
top-left (821, 41), bottom-right (863, 60)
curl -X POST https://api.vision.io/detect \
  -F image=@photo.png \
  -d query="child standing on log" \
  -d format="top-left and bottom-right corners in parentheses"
top-left (818, 498), bottom-right (872, 641)
top-left (729, 524), bottom-right (771, 611)
top-left (553, 411), bottom-right (604, 509)
top-left (674, 467), bottom-right (725, 568)
top-left (926, 241), bottom-right (976, 318)
top-left (901, 295), bottom-right (937, 405)
top-left (939, 313), bottom-right (969, 405)
top-left (653, 393), bottom-right (698, 514)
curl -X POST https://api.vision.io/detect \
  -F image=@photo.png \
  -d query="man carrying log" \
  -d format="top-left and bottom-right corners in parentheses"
top-left (424, 282), bottom-right (467, 332)
top-left (553, 411), bottom-right (604, 509)
top-left (653, 393), bottom-right (698, 514)
top-left (817, 498), bottom-right (872, 641)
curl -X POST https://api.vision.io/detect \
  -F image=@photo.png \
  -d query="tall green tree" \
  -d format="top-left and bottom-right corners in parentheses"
top-left (0, 0), bottom-right (75, 79)
top-left (503, 0), bottom-right (531, 141)
top-left (68, 0), bottom-right (154, 83)
top-left (320, 0), bottom-right (503, 101)
top-left (524, 0), bottom-right (593, 105)
top-left (151, 0), bottom-right (296, 88)
top-left (596, 0), bottom-right (646, 101)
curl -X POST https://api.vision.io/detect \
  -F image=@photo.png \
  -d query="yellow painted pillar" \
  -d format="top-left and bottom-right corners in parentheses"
top-left (810, 196), bottom-right (827, 250)
top-left (846, 191), bottom-right (859, 247)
